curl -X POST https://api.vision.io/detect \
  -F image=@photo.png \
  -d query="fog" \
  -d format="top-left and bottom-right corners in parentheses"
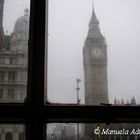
top-left (3, 0), bottom-right (30, 34)
top-left (3, 0), bottom-right (140, 104)
top-left (48, 0), bottom-right (140, 104)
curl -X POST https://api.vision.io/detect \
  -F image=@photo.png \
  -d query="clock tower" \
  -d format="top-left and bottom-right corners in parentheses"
top-left (83, 5), bottom-right (109, 105)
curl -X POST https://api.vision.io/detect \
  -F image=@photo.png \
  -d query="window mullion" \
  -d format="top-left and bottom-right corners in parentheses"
top-left (27, 0), bottom-right (46, 106)
top-left (26, 0), bottom-right (46, 140)
top-left (0, 104), bottom-right (27, 123)
top-left (44, 105), bottom-right (140, 123)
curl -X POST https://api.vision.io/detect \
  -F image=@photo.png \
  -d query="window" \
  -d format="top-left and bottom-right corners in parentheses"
top-left (8, 72), bottom-right (16, 81)
top-left (47, 123), bottom-right (140, 140)
top-left (48, 0), bottom-right (140, 106)
top-left (0, 57), bottom-right (4, 64)
top-left (9, 58), bottom-right (13, 64)
top-left (5, 132), bottom-right (12, 140)
top-left (0, 88), bottom-right (3, 98)
top-left (0, 71), bottom-right (4, 81)
top-left (0, 1), bottom-right (140, 140)
top-left (9, 58), bottom-right (16, 64)
top-left (7, 89), bottom-right (14, 99)
top-left (19, 132), bottom-right (25, 140)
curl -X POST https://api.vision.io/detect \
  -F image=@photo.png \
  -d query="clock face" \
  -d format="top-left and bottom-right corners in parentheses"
top-left (92, 48), bottom-right (103, 58)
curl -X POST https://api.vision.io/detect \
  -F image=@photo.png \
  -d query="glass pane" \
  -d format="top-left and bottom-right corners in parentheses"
top-left (47, 123), bottom-right (80, 140)
top-left (47, 123), bottom-right (140, 140)
top-left (46, 0), bottom-right (140, 105)
top-left (0, 0), bottom-right (30, 102)
top-left (0, 124), bottom-right (25, 140)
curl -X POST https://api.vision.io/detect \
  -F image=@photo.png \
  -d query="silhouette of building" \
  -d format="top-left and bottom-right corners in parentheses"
top-left (114, 96), bottom-right (136, 106)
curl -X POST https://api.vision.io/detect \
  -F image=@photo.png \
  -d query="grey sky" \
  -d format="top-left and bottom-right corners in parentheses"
top-left (3, 0), bottom-right (30, 34)
top-left (48, 0), bottom-right (140, 104)
top-left (3, 0), bottom-right (140, 104)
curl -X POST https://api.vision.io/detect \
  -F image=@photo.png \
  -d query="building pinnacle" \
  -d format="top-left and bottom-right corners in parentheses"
top-left (87, 0), bottom-right (103, 39)
top-left (92, 0), bottom-right (95, 11)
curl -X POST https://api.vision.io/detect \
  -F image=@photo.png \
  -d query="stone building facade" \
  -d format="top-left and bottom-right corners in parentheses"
top-left (0, 9), bottom-right (28, 103)
top-left (0, 2), bottom-right (28, 139)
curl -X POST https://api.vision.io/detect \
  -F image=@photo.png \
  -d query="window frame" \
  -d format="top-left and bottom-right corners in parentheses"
top-left (0, 1), bottom-right (140, 140)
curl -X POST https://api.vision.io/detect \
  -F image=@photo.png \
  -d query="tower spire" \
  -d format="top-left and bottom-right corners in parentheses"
top-left (91, 0), bottom-right (98, 23)
top-left (92, 0), bottom-right (94, 10)
top-left (87, 0), bottom-right (103, 39)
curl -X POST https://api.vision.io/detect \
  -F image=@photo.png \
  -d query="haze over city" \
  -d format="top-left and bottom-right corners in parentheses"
top-left (3, 0), bottom-right (140, 104)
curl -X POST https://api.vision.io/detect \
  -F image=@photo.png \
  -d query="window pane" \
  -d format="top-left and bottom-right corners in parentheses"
top-left (0, 124), bottom-right (25, 140)
top-left (47, 123), bottom-right (140, 140)
top-left (46, 0), bottom-right (140, 105)
top-left (47, 123), bottom-right (79, 140)
top-left (0, 0), bottom-right (30, 103)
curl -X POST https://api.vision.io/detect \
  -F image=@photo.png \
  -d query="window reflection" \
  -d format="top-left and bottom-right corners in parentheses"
top-left (0, 125), bottom-right (25, 140)
top-left (47, 123), bottom-right (140, 140)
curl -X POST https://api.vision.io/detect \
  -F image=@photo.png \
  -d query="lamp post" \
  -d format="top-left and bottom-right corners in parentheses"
top-left (75, 78), bottom-right (81, 140)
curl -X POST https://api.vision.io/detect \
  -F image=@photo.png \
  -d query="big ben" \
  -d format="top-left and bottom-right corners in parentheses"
top-left (83, 5), bottom-right (109, 105)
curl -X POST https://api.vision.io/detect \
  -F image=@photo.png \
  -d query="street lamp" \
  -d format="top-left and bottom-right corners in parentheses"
top-left (76, 78), bottom-right (81, 105)
top-left (75, 78), bottom-right (81, 140)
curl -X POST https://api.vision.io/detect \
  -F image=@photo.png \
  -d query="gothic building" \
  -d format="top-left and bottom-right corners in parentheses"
top-left (83, 5), bottom-right (108, 139)
top-left (83, 4), bottom-right (140, 140)
top-left (83, 6), bottom-right (108, 105)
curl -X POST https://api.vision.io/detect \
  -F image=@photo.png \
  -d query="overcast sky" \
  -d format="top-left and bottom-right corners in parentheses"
top-left (3, 0), bottom-right (140, 104)
top-left (3, 0), bottom-right (30, 34)
top-left (48, 0), bottom-right (140, 104)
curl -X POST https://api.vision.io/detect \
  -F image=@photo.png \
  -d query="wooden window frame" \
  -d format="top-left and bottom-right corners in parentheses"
top-left (0, 1), bottom-right (140, 140)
